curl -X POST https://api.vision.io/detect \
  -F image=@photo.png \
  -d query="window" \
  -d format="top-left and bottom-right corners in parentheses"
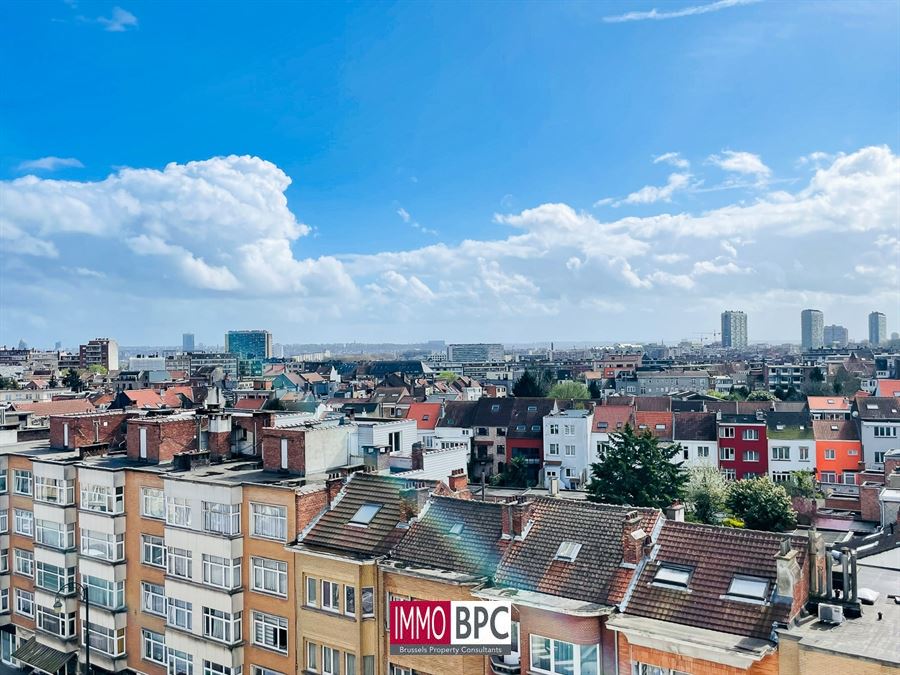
top-left (875, 451), bottom-right (886, 464)
top-left (142, 534), bottom-right (166, 567)
top-left (204, 661), bottom-right (240, 675)
top-left (13, 509), bottom-right (33, 536)
top-left (306, 576), bottom-right (318, 606)
top-left (252, 612), bottom-right (288, 653)
top-left (168, 649), bottom-right (193, 675)
top-left (721, 468), bottom-right (736, 481)
top-left (719, 447), bottom-right (735, 461)
top-left (142, 582), bottom-right (166, 616)
top-left (848, 448), bottom-right (858, 456)
top-left (363, 657), bottom-right (375, 675)
top-left (35, 477), bottom-right (75, 505)
top-left (516, 425), bottom-right (525, 432)
top-left (874, 426), bottom-right (898, 438)
top-left (449, 522), bottom-right (464, 536)
top-left (0, 550), bottom-right (6, 573)
top-left (742, 429), bottom-right (759, 441)
top-left (203, 502), bottom-right (241, 535)
top-left (203, 554), bottom-right (241, 589)
top-left (15, 589), bottom-right (34, 617)
top-left (249, 556), bottom-right (286, 597)
top-left (38, 605), bottom-right (76, 638)
top-left (726, 575), bottom-right (769, 602)
top-left (346, 653), bottom-right (357, 675)
top-left (743, 450), bottom-right (760, 462)
top-left (349, 503), bottom-right (381, 527)
top-left (0, 510), bottom-right (6, 534)
top-left (799, 446), bottom-right (810, 461)
top-left (251, 503), bottom-right (287, 541)
top-left (322, 646), bottom-right (340, 675)
top-left (719, 427), bottom-right (735, 439)
top-left (35, 519), bottom-right (76, 550)
top-left (203, 607), bottom-right (242, 644)
top-left (166, 497), bottom-right (192, 527)
top-left (82, 574), bottom-right (124, 610)
top-left (772, 447), bottom-right (790, 461)
top-left (653, 564), bottom-right (691, 590)
top-left (307, 642), bottom-right (318, 672)
top-left (141, 487), bottom-right (165, 519)
top-left (842, 472), bottom-right (857, 485)
top-left (565, 444), bottom-right (576, 456)
top-left (80, 530), bottom-right (124, 561)
top-left (555, 541), bottom-right (582, 562)
top-left (252, 668), bottom-right (283, 675)
top-left (36, 562), bottom-right (75, 593)
top-left (322, 580), bottom-right (341, 612)
top-left (820, 471), bottom-right (837, 483)
top-left (772, 471), bottom-right (792, 483)
top-left (491, 404), bottom-right (501, 412)
top-left (13, 470), bottom-right (32, 495)
top-left (167, 547), bottom-right (193, 578)
top-left (80, 484), bottom-right (124, 513)
top-left (345, 586), bottom-right (356, 616)
top-left (167, 598), bottom-right (193, 630)
top-left (14, 549), bottom-right (33, 577)
top-left (0, 472), bottom-right (5, 494)
top-left (529, 634), bottom-right (599, 675)
top-left (142, 629), bottom-right (166, 665)
top-left (361, 587), bottom-right (374, 616)
top-left (549, 424), bottom-right (559, 435)
top-left (548, 443), bottom-right (559, 456)
top-left (824, 448), bottom-right (836, 460)
top-left (632, 665), bottom-right (690, 675)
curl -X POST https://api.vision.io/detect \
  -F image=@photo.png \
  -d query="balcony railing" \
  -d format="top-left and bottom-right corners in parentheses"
top-left (490, 655), bottom-right (521, 675)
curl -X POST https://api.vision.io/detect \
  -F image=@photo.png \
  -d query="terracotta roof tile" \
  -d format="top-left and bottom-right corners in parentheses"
top-left (592, 406), bottom-right (634, 432)
top-left (672, 412), bottom-right (717, 441)
top-left (812, 419), bottom-right (859, 441)
top-left (13, 399), bottom-right (95, 416)
top-left (405, 403), bottom-right (443, 430)
top-left (634, 411), bottom-right (673, 441)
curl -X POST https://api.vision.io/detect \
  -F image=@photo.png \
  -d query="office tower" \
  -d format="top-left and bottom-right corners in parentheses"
top-left (720, 311), bottom-right (748, 349)
top-left (800, 309), bottom-right (824, 350)
top-left (446, 343), bottom-right (505, 363)
top-left (182, 332), bottom-right (195, 352)
top-left (225, 330), bottom-right (273, 359)
top-left (824, 324), bottom-right (849, 347)
top-left (868, 311), bottom-right (887, 346)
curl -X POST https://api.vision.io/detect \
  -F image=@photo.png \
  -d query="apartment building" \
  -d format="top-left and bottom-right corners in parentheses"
top-left (589, 405), bottom-right (635, 458)
top-left (542, 408), bottom-right (592, 490)
top-left (79, 338), bottom-right (119, 372)
top-left (766, 412), bottom-right (815, 482)
top-left (717, 413), bottom-right (768, 480)
top-left (807, 396), bottom-right (850, 420)
top-left (812, 420), bottom-right (862, 485)
top-left (854, 397), bottom-right (900, 470)
top-left (672, 412), bottom-right (717, 468)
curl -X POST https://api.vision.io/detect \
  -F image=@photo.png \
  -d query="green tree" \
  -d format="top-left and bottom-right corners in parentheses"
top-left (62, 369), bottom-right (84, 393)
top-left (492, 456), bottom-right (528, 488)
top-left (48, 373), bottom-right (59, 388)
top-left (0, 375), bottom-right (19, 390)
top-left (88, 364), bottom-right (108, 376)
top-left (725, 477), bottom-right (797, 532)
top-left (437, 371), bottom-right (458, 382)
top-left (685, 466), bottom-right (727, 524)
top-left (512, 371), bottom-right (547, 397)
top-left (264, 397), bottom-right (286, 411)
top-left (586, 424), bottom-right (688, 509)
top-left (832, 366), bottom-right (860, 397)
top-left (746, 390), bottom-right (777, 401)
top-left (705, 389), bottom-right (728, 399)
top-left (548, 380), bottom-right (590, 400)
top-left (588, 380), bottom-right (603, 399)
top-left (785, 471), bottom-right (818, 498)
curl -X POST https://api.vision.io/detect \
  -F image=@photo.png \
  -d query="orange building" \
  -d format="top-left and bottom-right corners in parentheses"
top-left (812, 420), bottom-right (862, 485)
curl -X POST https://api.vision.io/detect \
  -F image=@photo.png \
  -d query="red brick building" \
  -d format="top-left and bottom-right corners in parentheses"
top-left (717, 412), bottom-right (769, 479)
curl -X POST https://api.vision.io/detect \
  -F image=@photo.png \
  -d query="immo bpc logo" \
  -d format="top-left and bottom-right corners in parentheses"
top-left (389, 600), bottom-right (512, 656)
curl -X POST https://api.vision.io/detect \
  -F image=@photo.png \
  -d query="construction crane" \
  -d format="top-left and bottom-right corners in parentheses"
top-left (694, 331), bottom-right (720, 345)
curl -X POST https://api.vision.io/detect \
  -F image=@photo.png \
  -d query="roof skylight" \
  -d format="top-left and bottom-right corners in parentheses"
top-left (653, 564), bottom-right (692, 590)
top-left (726, 575), bottom-right (769, 602)
top-left (554, 541), bottom-right (582, 562)
top-left (349, 503), bottom-right (382, 526)
top-left (449, 522), bottom-right (464, 536)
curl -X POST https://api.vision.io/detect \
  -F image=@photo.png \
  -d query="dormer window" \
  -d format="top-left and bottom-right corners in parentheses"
top-left (726, 575), bottom-right (769, 603)
top-left (830, 425), bottom-right (838, 431)
top-left (598, 422), bottom-right (608, 430)
top-left (491, 404), bottom-right (500, 412)
top-left (422, 415), bottom-right (430, 421)
top-left (527, 405), bottom-right (537, 412)
top-left (516, 425), bottom-right (526, 432)
top-left (349, 503), bottom-right (382, 527)
top-left (653, 564), bottom-right (692, 590)
top-left (827, 399), bottom-right (835, 404)
top-left (866, 404), bottom-right (878, 410)
top-left (655, 424), bottom-right (666, 431)
top-left (554, 541), bottom-right (581, 562)
top-left (449, 523), bottom-right (464, 536)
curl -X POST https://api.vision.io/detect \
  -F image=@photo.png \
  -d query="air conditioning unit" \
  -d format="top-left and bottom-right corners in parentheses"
top-left (818, 603), bottom-right (844, 625)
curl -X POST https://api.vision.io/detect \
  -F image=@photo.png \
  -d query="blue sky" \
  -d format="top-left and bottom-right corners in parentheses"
top-left (1, 0), bottom-right (898, 347)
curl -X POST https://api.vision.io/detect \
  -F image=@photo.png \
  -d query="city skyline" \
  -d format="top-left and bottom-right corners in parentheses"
top-left (1, 1), bottom-right (898, 345)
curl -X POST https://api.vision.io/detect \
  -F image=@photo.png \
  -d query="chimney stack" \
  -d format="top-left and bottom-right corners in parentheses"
top-left (774, 538), bottom-right (801, 605)
top-left (502, 499), bottom-right (532, 539)
top-left (665, 501), bottom-right (685, 522)
top-left (622, 510), bottom-right (646, 565)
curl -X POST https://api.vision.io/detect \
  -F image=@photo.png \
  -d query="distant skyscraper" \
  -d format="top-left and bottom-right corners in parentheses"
top-left (54, 341), bottom-right (62, 351)
top-left (801, 309), bottom-right (824, 350)
top-left (182, 332), bottom-right (195, 352)
top-left (225, 330), bottom-right (273, 359)
top-left (868, 311), bottom-right (887, 346)
top-left (720, 311), bottom-right (748, 349)
top-left (447, 343), bottom-right (505, 363)
top-left (824, 324), bottom-right (849, 347)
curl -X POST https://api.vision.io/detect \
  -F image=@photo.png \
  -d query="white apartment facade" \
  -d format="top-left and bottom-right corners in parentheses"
top-left (542, 409), bottom-right (592, 490)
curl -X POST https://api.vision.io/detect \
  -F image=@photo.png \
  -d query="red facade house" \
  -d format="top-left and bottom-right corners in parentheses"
top-left (716, 412), bottom-right (768, 479)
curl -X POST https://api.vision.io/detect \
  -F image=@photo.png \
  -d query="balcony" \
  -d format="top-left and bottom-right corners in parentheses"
top-left (490, 654), bottom-right (521, 675)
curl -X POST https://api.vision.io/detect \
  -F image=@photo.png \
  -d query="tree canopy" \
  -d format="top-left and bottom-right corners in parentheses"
top-left (548, 380), bottom-right (590, 400)
top-left (725, 477), bottom-right (797, 532)
top-left (512, 371), bottom-right (547, 397)
top-left (685, 465), bottom-right (727, 524)
top-left (437, 370), bottom-right (458, 382)
top-left (588, 380), bottom-right (603, 398)
top-left (586, 424), bottom-right (688, 509)
top-left (62, 369), bottom-right (84, 393)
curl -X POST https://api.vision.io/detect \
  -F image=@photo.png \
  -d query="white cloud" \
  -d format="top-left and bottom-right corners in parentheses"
top-left (72, 267), bottom-right (105, 279)
top-left (653, 152), bottom-right (690, 169)
top-left (618, 172), bottom-right (691, 205)
top-left (396, 207), bottom-right (411, 223)
top-left (603, 0), bottom-right (759, 23)
top-left (691, 259), bottom-right (753, 276)
top-left (396, 206), bottom-right (437, 236)
top-left (97, 7), bottom-right (138, 32)
top-left (653, 253), bottom-right (688, 264)
top-left (593, 197), bottom-right (615, 207)
top-left (17, 156), bottom-right (84, 172)
top-left (707, 150), bottom-right (771, 178)
top-left (720, 240), bottom-right (738, 257)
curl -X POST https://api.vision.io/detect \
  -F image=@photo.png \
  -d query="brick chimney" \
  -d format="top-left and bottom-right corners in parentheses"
top-left (665, 501), bottom-right (685, 522)
top-left (411, 442), bottom-right (425, 471)
top-left (774, 538), bottom-right (801, 606)
top-left (326, 474), bottom-right (345, 508)
top-left (502, 499), bottom-right (532, 539)
top-left (622, 510), bottom-right (646, 565)
top-left (399, 486), bottom-right (429, 520)
top-left (447, 468), bottom-right (468, 493)
top-left (207, 413), bottom-right (232, 461)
